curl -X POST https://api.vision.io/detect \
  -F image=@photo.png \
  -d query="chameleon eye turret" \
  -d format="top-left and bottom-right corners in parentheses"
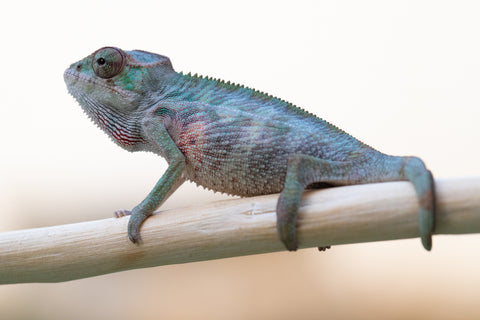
top-left (92, 47), bottom-right (126, 79)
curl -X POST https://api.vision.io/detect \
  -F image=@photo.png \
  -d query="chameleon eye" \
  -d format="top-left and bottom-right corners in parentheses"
top-left (92, 47), bottom-right (126, 79)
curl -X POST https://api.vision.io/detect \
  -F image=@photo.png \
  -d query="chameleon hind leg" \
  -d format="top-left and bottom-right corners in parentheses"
top-left (276, 154), bottom-right (435, 251)
top-left (125, 116), bottom-right (187, 244)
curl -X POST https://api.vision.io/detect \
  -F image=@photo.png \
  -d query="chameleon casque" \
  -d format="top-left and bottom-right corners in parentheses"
top-left (64, 47), bottom-right (435, 251)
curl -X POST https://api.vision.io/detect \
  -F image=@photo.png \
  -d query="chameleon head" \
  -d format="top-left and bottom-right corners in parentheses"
top-left (64, 47), bottom-right (175, 149)
top-left (64, 46), bottom-right (175, 111)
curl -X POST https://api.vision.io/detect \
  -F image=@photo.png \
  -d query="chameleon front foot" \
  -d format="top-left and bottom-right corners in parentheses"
top-left (115, 209), bottom-right (144, 243)
top-left (127, 207), bottom-right (152, 244)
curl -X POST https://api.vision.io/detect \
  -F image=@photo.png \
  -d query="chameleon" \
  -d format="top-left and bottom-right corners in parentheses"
top-left (64, 46), bottom-right (435, 251)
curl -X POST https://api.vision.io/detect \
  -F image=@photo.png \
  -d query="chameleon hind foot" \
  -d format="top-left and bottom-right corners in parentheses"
top-left (276, 187), bottom-right (302, 251)
top-left (402, 157), bottom-right (436, 251)
top-left (276, 154), bottom-right (352, 251)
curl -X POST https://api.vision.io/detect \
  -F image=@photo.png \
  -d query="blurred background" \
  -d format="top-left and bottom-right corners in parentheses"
top-left (1, 0), bottom-right (480, 319)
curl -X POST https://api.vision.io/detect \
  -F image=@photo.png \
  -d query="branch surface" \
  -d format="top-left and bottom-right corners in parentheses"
top-left (1, 177), bottom-right (479, 284)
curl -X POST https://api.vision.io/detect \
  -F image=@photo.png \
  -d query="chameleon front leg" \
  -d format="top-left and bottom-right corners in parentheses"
top-left (277, 154), bottom-right (435, 251)
top-left (127, 163), bottom-right (185, 243)
top-left (127, 121), bottom-right (186, 244)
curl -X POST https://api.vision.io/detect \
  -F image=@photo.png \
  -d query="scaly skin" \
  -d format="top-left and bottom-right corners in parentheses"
top-left (64, 47), bottom-right (435, 251)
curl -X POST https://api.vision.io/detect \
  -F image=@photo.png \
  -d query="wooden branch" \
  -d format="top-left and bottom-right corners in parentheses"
top-left (1, 177), bottom-right (479, 284)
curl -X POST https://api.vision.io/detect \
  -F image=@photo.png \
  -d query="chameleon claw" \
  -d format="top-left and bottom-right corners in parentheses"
top-left (421, 235), bottom-right (432, 251)
top-left (128, 230), bottom-right (143, 245)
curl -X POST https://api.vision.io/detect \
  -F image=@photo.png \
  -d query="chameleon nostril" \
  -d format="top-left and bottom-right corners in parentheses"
top-left (76, 64), bottom-right (82, 71)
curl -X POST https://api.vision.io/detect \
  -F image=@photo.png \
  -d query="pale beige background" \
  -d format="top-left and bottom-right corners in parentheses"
top-left (1, 0), bottom-right (480, 319)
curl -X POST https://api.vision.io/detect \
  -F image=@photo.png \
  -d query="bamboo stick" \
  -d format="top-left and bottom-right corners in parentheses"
top-left (0, 177), bottom-right (479, 284)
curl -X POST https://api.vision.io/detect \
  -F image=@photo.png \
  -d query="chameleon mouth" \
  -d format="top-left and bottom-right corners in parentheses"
top-left (63, 68), bottom-right (131, 99)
